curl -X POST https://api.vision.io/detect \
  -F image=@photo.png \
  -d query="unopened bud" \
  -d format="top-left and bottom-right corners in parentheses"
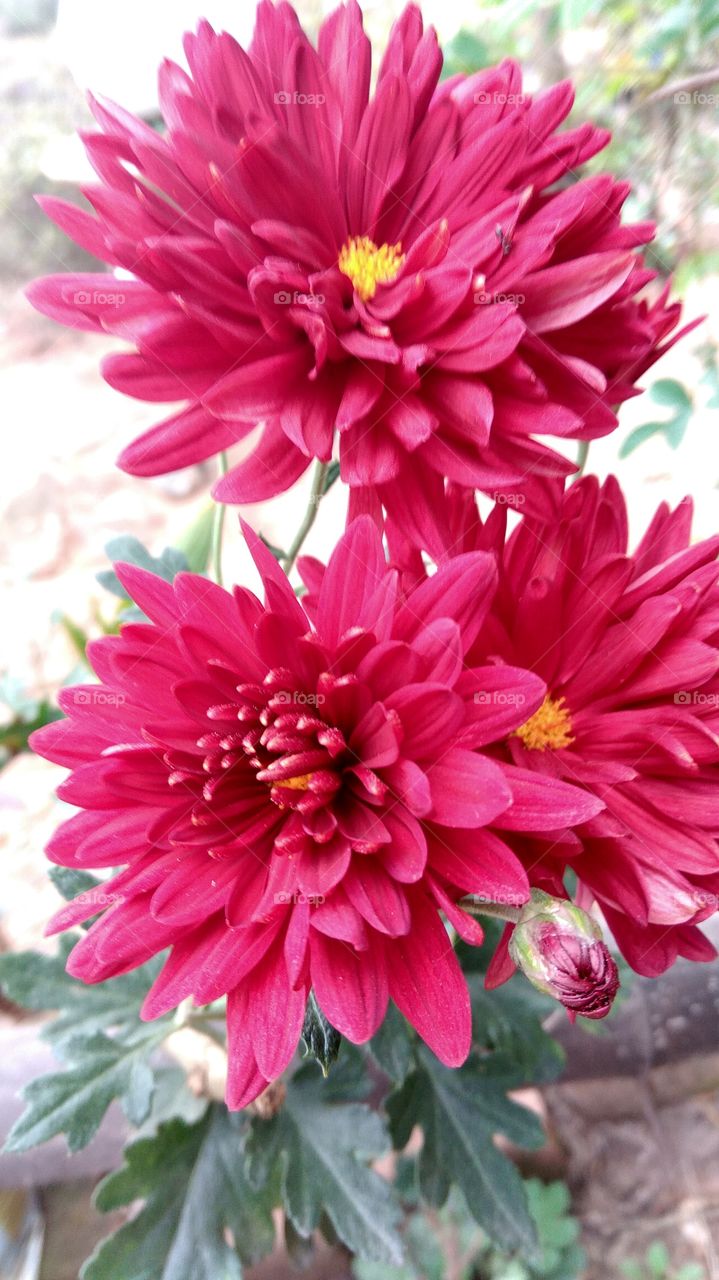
top-left (509, 890), bottom-right (619, 1020)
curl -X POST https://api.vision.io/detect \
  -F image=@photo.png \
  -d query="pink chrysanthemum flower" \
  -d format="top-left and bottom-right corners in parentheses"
top-left (31, 518), bottom-right (599, 1107)
top-left (442, 477), bottom-right (719, 978)
top-left (28, 2), bottom-right (688, 550)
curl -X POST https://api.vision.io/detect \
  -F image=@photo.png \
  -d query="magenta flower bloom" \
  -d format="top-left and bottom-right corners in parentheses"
top-left (446, 478), bottom-right (719, 977)
top-left (31, 518), bottom-right (599, 1107)
top-left (28, 2), bottom-right (687, 550)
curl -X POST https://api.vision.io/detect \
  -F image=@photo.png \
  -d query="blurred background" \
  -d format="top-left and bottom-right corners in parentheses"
top-left (0, 0), bottom-right (718, 1276)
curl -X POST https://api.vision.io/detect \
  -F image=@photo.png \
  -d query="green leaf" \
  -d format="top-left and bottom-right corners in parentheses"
top-left (619, 421), bottom-right (667, 458)
top-left (321, 460), bottom-right (341, 495)
top-left (4, 1028), bottom-right (161, 1153)
top-left (469, 976), bottom-right (565, 1085)
top-left (0, 682), bottom-right (62, 761)
top-left (48, 866), bottom-right (101, 902)
top-left (650, 378), bottom-right (692, 411)
top-left (368, 1002), bottom-right (413, 1084)
top-left (259, 534), bottom-right (287, 561)
top-left (387, 1048), bottom-right (542, 1257)
top-left (97, 536), bottom-right (189, 604)
top-left (0, 942), bottom-right (165, 1050)
top-left (174, 503), bottom-right (215, 574)
top-left (301, 990), bottom-right (341, 1076)
top-left (83, 1109), bottom-right (276, 1280)
top-left (247, 1065), bottom-right (403, 1264)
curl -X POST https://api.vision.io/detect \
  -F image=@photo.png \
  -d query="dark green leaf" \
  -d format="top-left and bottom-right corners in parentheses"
top-left (284, 1218), bottom-right (315, 1269)
top-left (83, 1108), bottom-right (276, 1280)
top-left (321, 461), bottom-right (341, 495)
top-left (386, 1047), bottom-right (542, 1256)
top-left (259, 534), bottom-right (287, 561)
top-left (4, 1028), bottom-right (161, 1153)
top-left (469, 975), bottom-right (565, 1085)
top-left (301, 990), bottom-right (341, 1076)
top-left (48, 867), bottom-right (101, 903)
top-left (247, 1065), bottom-right (403, 1264)
top-left (368, 1002), bottom-right (413, 1084)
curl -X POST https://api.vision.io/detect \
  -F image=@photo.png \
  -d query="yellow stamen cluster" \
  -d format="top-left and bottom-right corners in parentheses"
top-left (338, 236), bottom-right (405, 301)
top-left (515, 695), bottom-right (574, 752)
top-left (277, 773), bottom-right (314, 791)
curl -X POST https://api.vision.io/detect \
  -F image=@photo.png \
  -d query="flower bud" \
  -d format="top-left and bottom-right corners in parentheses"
top-left (509, 890), bottom-right (619, 1020)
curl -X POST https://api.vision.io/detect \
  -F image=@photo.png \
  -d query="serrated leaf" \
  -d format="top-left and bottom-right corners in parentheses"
top-left (48, 867), bottom-right (101, 903)
top-left (97, 537), bottom-right (189, 604)
top-left (469, 976), bottom-right (565, 1085)
top-left (301, 990), bottom-right (341, 1076)
top-left (4, 1028), bottom-right (161, 1154)
top-left (247, 1066), bottom-right (403, 1264)
top-left (0, 944), bottom-right (165, 1049)
top-left (387, 1048), bottom-right (542, 1257)
top-left (83, 1109), bottom-right (275, 1280)
top-left (368, 1002), bottom-right (413, 1083)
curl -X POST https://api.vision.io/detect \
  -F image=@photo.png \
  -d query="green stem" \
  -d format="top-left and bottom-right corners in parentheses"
top-left (459, 898), bottom-right (521, 924)
top-left (283, 460), bottom-right (329, 575)
top-left (211, 452), bottom-right (229, 585)
top-left (574, 439), bottom-right (590, 478)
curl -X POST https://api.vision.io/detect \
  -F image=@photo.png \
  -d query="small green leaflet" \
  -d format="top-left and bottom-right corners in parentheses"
top-left (301, 990), bottom-right (341, 1076)
top-left (321, 460), bottom-right (341, 494)
top-left (83, 1109), bottom-right (276, 1280)
top-left (387, 1047), bottom-right (543, 1257)
top-left (4, 1027), bottom-right (161, 1154)
top-left (620, 378), bottom-right (693, 457)
top-left (246, 1065), bottom-right (403, 1264)
top-left (97, 535), bottom-right (190, 620)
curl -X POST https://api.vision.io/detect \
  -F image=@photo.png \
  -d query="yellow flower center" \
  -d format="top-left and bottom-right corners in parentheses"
top-left (338, 236), bottom-right (405, 301)
top-left (276, 773), bottom-right (314, 791)
top-left (515, 695), bottom-right (574, 752)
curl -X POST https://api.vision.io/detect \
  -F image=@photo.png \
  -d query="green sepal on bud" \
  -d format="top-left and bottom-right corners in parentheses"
top-left (509, 890), bottom-right (619, 1020)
